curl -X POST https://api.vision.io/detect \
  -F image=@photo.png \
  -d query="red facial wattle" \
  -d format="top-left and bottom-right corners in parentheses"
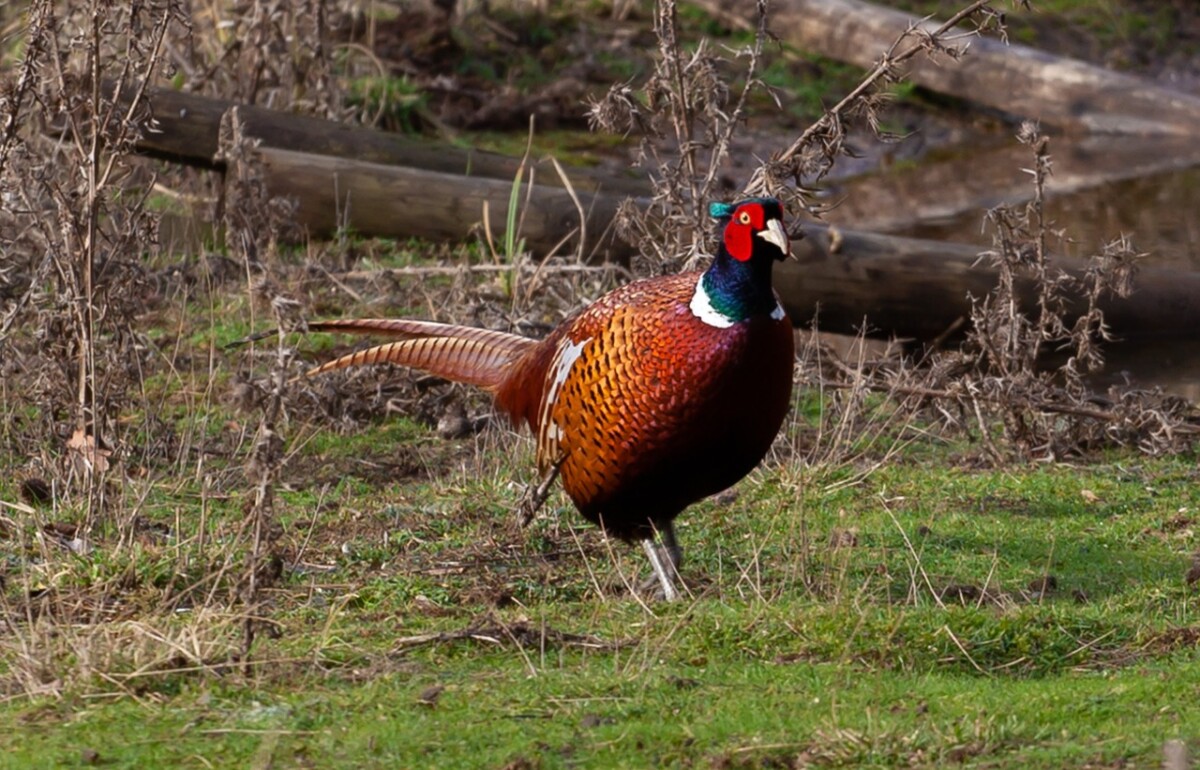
top-left (724, 222), bottom-right (751, 261)
top-left (723, 203), bottom-right (765, 262)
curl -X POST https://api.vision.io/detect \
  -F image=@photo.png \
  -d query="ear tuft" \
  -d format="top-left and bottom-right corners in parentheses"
top-left (709, 201), bottom-right (734, 220)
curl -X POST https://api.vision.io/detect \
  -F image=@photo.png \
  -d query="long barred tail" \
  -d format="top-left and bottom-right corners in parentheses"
top-left (304, 319), bottom-right (536, 391)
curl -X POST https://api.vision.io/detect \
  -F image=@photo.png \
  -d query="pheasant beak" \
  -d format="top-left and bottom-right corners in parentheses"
top-left (757, 218), bottom-right (790, 259)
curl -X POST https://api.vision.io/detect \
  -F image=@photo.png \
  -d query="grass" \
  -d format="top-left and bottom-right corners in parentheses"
top-left (346, 74), bottom-right (428, 135)
top-left (5, 653), bottom-right (1198, 768)
top-left (4, 274), bottom-right (1199, 768)
top-left (674, 2), bottom-right (877, 126)
top-left (3, 355), bottom-right (1199, 767)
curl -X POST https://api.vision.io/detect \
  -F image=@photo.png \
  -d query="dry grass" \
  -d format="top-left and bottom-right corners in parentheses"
top-left (0, 0), bottom-right (1196, 727)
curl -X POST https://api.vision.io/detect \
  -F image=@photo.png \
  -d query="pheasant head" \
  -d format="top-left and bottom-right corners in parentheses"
top-left (691, 197), bottom-right (790, 328)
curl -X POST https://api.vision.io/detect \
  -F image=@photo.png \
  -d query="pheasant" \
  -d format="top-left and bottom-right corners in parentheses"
top-left (301, 197), bottom-right (795, 600)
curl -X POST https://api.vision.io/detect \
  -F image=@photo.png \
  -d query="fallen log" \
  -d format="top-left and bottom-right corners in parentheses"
top-left (220, 141), bottom-right (1200, 342)
top-left (694, 0), bottom-right (1200, 136)
top-left (112, 82), bottom-right (1200, 263)
top-left (781, 224), bottom-right (1200, 342)
top-left (116, 85), bottom-right (649, 197)
top-left (86, 86), bottom-right (1197, 342)
top-left (136, 87), bottom-right (1200, 267)
top-left (821, 133), bottom-right (1200, 234)
top-left (253, 146), bottom-right (634, 261)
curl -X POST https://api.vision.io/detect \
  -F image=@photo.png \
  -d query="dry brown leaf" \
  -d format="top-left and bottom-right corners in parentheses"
top-left (66, 428), bottom-right (111, 475)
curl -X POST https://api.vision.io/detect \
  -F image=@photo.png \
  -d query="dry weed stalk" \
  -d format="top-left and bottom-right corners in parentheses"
top-left (180, 0), bottom-right (344, 118)
top-left (0, 0), bottom-right (334, 696)
top-left (217, 106), bottom-right (308, 669)
top-left (953, 122), bottom-right (1189, 459)
top-left (588, 0), bottom-right (770, 270)
top-left (0, 0), bottom-right (186, 526)
top-left (239, 295), bottom-right (298, 672)
top-left (745, 0), bottom-right (1016, 199)
top-left (806, 124), bottom-right (1196, 460)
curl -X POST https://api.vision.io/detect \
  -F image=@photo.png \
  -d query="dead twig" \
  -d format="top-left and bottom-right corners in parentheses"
top-left (746, 0), bottom-right (1002, 197)
top-left (391, 617), bottom-right (632, 656)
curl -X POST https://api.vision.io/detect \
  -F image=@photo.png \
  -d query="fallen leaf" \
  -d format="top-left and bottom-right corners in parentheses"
top-left (67, 428), bottom-right (111, 474)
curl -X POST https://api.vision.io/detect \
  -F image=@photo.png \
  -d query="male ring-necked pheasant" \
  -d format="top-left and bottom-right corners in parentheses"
top-left (302, 197), bottom-right (795, 600)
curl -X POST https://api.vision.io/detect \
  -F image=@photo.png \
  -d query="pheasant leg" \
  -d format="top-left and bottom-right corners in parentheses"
top-left (639, 523), bottom-right (683, 602)
top-left (641, 539), bottom-right (680, 602)
top-left (660, 523), bottom-right (682, 575)
top-left (517, 463), bottom-right (561, 527)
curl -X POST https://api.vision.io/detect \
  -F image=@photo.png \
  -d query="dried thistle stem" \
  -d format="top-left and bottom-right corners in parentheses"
top-left (745, 0), bottom-right (998, 197)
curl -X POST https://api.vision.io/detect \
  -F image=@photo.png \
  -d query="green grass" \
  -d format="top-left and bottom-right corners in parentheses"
top-left (4, 652), bottom-right (1198, 768)
top-left (2, 216), bottom-right (1198, 770)
top-left (2, 610), bottom-right (1197, 767)
top-left (3, 395), bottom-right (1199, 767)
top-left (346, 74), bottom-right (428, 134)
top-left (675, 2), bottom-right (876, 125)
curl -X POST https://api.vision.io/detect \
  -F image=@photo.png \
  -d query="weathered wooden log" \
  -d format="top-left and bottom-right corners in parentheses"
top-left (120, 85), bottom-right (648, 197)
top-left (781, 224), bottom-right (1200, 341)
top-left (134, 87), bottom-right (1200, 249)
top-left (229, 142), bottom-right (1200, 341)
top-left (245, 146), bottom-right (1200, 338)
top-left (694, 0), bottom-right (1200, 136)
top-left (821, 134), bottom-right (1200, 233)
top-left (253, 146), bottom-right (635, 261)
top-left (87, 85), bottom-right (1193, 342)
top-left (116, 86), bottom-right (1200, 250)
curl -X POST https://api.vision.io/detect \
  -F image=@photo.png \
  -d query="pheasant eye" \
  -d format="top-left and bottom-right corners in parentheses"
top-left (737, 211), bottom-right (751, 225)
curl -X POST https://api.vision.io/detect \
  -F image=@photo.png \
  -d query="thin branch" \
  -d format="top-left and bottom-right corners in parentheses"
top-left (745, 0), bottom-right (995, 195)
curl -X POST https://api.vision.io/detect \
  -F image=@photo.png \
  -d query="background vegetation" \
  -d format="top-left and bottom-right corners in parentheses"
top-left (1, 0), bottom-right (1197, 767)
